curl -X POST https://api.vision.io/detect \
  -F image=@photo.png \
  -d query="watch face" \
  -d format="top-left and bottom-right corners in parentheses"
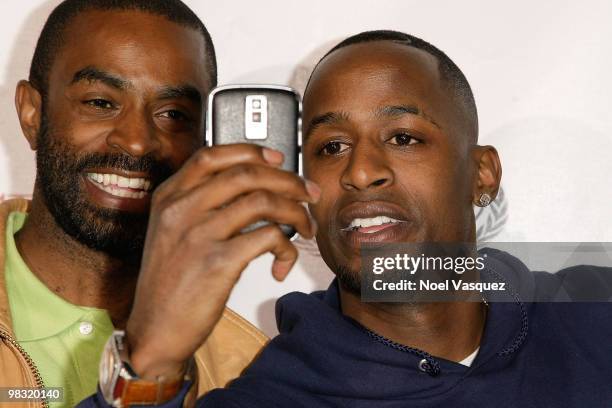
top-left (100, 331), bottom-right (124, 404)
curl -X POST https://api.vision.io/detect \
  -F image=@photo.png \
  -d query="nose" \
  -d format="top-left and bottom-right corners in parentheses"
top-left (106, 109), bottom-right (160, 157)
top-left (340, 141), bottom-right (394, 191)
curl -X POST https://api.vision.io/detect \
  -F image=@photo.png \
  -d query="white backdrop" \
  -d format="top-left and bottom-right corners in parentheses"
top-left (0, 0), bottom-right (610, 336)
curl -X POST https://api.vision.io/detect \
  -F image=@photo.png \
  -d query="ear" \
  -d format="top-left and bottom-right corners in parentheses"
top-left (15, 80), bottom-right (43, 151)
top-left (471, 145), bottom-right (502, 205)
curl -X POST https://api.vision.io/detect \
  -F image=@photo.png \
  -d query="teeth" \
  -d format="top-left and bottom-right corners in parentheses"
top-left (117, 176), bottom-right (129, 188)
top-left (116, 187), bottom-right (126, 197)
top-left (86, 172), bottom-right (152, 196)
top-left (348, 216), bottom-right (403, 230)
top-left (88, 181), bottom-right (148, 199)
top-left (129, 178), bottom-right (143, 189)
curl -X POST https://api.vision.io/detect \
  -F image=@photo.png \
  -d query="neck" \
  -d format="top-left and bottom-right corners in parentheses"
top-left (14, 191), bottom-right (138, 328)
top-left (340, 287), bottom-right (486, 362)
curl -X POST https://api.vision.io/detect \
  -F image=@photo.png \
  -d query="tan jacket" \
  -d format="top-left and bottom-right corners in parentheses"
top-left (0, 199), bottom-right (267, 407)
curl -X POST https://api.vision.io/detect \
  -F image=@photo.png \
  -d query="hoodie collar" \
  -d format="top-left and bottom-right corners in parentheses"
top-left (271, 249), bottom-right (532, 397)
top-left (320, 275), bottom-right (527, 369)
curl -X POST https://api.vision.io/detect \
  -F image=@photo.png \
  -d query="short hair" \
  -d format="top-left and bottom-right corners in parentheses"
top-left (29, 0), bottom-right (217, 98)
top-left (309, 30), bottom-right (478, 141)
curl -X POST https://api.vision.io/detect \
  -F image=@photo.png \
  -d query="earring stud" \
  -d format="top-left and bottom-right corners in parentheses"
top-left (477, 193), bottom-right (492, 207)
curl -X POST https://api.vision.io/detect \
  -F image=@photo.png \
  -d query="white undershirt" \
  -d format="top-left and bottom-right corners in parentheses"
top-left (458, 347), bottom-right (480, 367)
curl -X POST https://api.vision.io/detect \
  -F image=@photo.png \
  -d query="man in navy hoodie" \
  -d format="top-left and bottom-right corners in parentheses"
top-left (81, 30), bottom-right (612, 407)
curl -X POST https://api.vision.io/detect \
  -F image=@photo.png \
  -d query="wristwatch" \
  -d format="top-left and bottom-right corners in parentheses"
top-left (99, 330), bottom-right (194, 407)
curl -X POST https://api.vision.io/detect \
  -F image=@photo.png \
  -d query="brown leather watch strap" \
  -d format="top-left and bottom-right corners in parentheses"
top-left (115, 375), bottom-right (184, 407)
top-left (113, 357), bottom-right (197, 407)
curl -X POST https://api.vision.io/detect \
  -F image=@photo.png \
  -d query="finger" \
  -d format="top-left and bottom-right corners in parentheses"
top-left (206, 190), bottom-right (316, 240)
top-left (173, 164), bottom-right (320, 213)
top-left (228, 225), bottom-right (298, 281)
top-left (154, 144), bottom-right (285, 201)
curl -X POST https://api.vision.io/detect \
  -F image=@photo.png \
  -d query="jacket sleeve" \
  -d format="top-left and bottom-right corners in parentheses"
top-left (75, 383), bottom-right (193, 408)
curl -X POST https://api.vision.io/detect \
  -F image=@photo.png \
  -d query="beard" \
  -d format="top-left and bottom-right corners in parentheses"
top-left (35, 112), bottom-right (174, 260)
top-left (336, 264), bottom-right (361, 295)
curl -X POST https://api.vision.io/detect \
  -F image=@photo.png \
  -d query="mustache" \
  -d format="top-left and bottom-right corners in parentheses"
top-left (74, 152), bottom-right (174, 186)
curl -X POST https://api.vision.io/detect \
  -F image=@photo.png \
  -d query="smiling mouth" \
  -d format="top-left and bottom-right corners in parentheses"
top-left (85, 172), bottom-right (152, 199)
top-left (341, 215), bottom-right (407, 234)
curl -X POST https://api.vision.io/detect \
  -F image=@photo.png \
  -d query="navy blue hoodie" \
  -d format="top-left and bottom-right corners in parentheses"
top-left (80, 249), bottom-right (612, 407)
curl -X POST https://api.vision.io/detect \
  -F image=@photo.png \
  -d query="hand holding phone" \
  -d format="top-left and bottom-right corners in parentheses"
top-left (125, 86), bottom-right (317, 380)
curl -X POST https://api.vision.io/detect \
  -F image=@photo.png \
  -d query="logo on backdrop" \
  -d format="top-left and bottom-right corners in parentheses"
top-left (475, 187), bottom-right (508, 242)
top-left (0, 193), bottom-right (31, 202)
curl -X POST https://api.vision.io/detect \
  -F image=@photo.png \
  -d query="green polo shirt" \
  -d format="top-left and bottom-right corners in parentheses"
top-left (4, 212), bottom-right (114, 407)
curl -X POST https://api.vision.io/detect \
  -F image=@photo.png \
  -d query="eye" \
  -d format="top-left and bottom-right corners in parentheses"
top-left (157, 110), bottom-right (190, 121)
top-left (319, 141), bottom-right (349, 156)
top-left (388, 132), bottom-right (420, 146)
top-left (85, 99), bottom-right (115, 109)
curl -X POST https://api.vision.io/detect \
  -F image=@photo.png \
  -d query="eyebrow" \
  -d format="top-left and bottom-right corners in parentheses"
top-left (71, 66), bottom-right (201, 104)
top-left (375, 104), bottom-right (419, 117)
top-left (71, 66), bottom-right (130, 90)
top-left (305, 111), bottom-right (350, 138)
top-left (375, 104), bottom-right (440, 128)
top-left (157, 85), bottom-right (202, 104)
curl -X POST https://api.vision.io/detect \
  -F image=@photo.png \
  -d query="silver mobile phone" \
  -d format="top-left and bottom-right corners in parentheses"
top-left (206, 84), bottom-right (302, 239)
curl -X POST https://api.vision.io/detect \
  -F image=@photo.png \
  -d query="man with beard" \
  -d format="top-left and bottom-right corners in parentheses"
top-left (2, 0), bottom-right (317, 406)
top-left (82, 30), bottom-right (611, 407)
